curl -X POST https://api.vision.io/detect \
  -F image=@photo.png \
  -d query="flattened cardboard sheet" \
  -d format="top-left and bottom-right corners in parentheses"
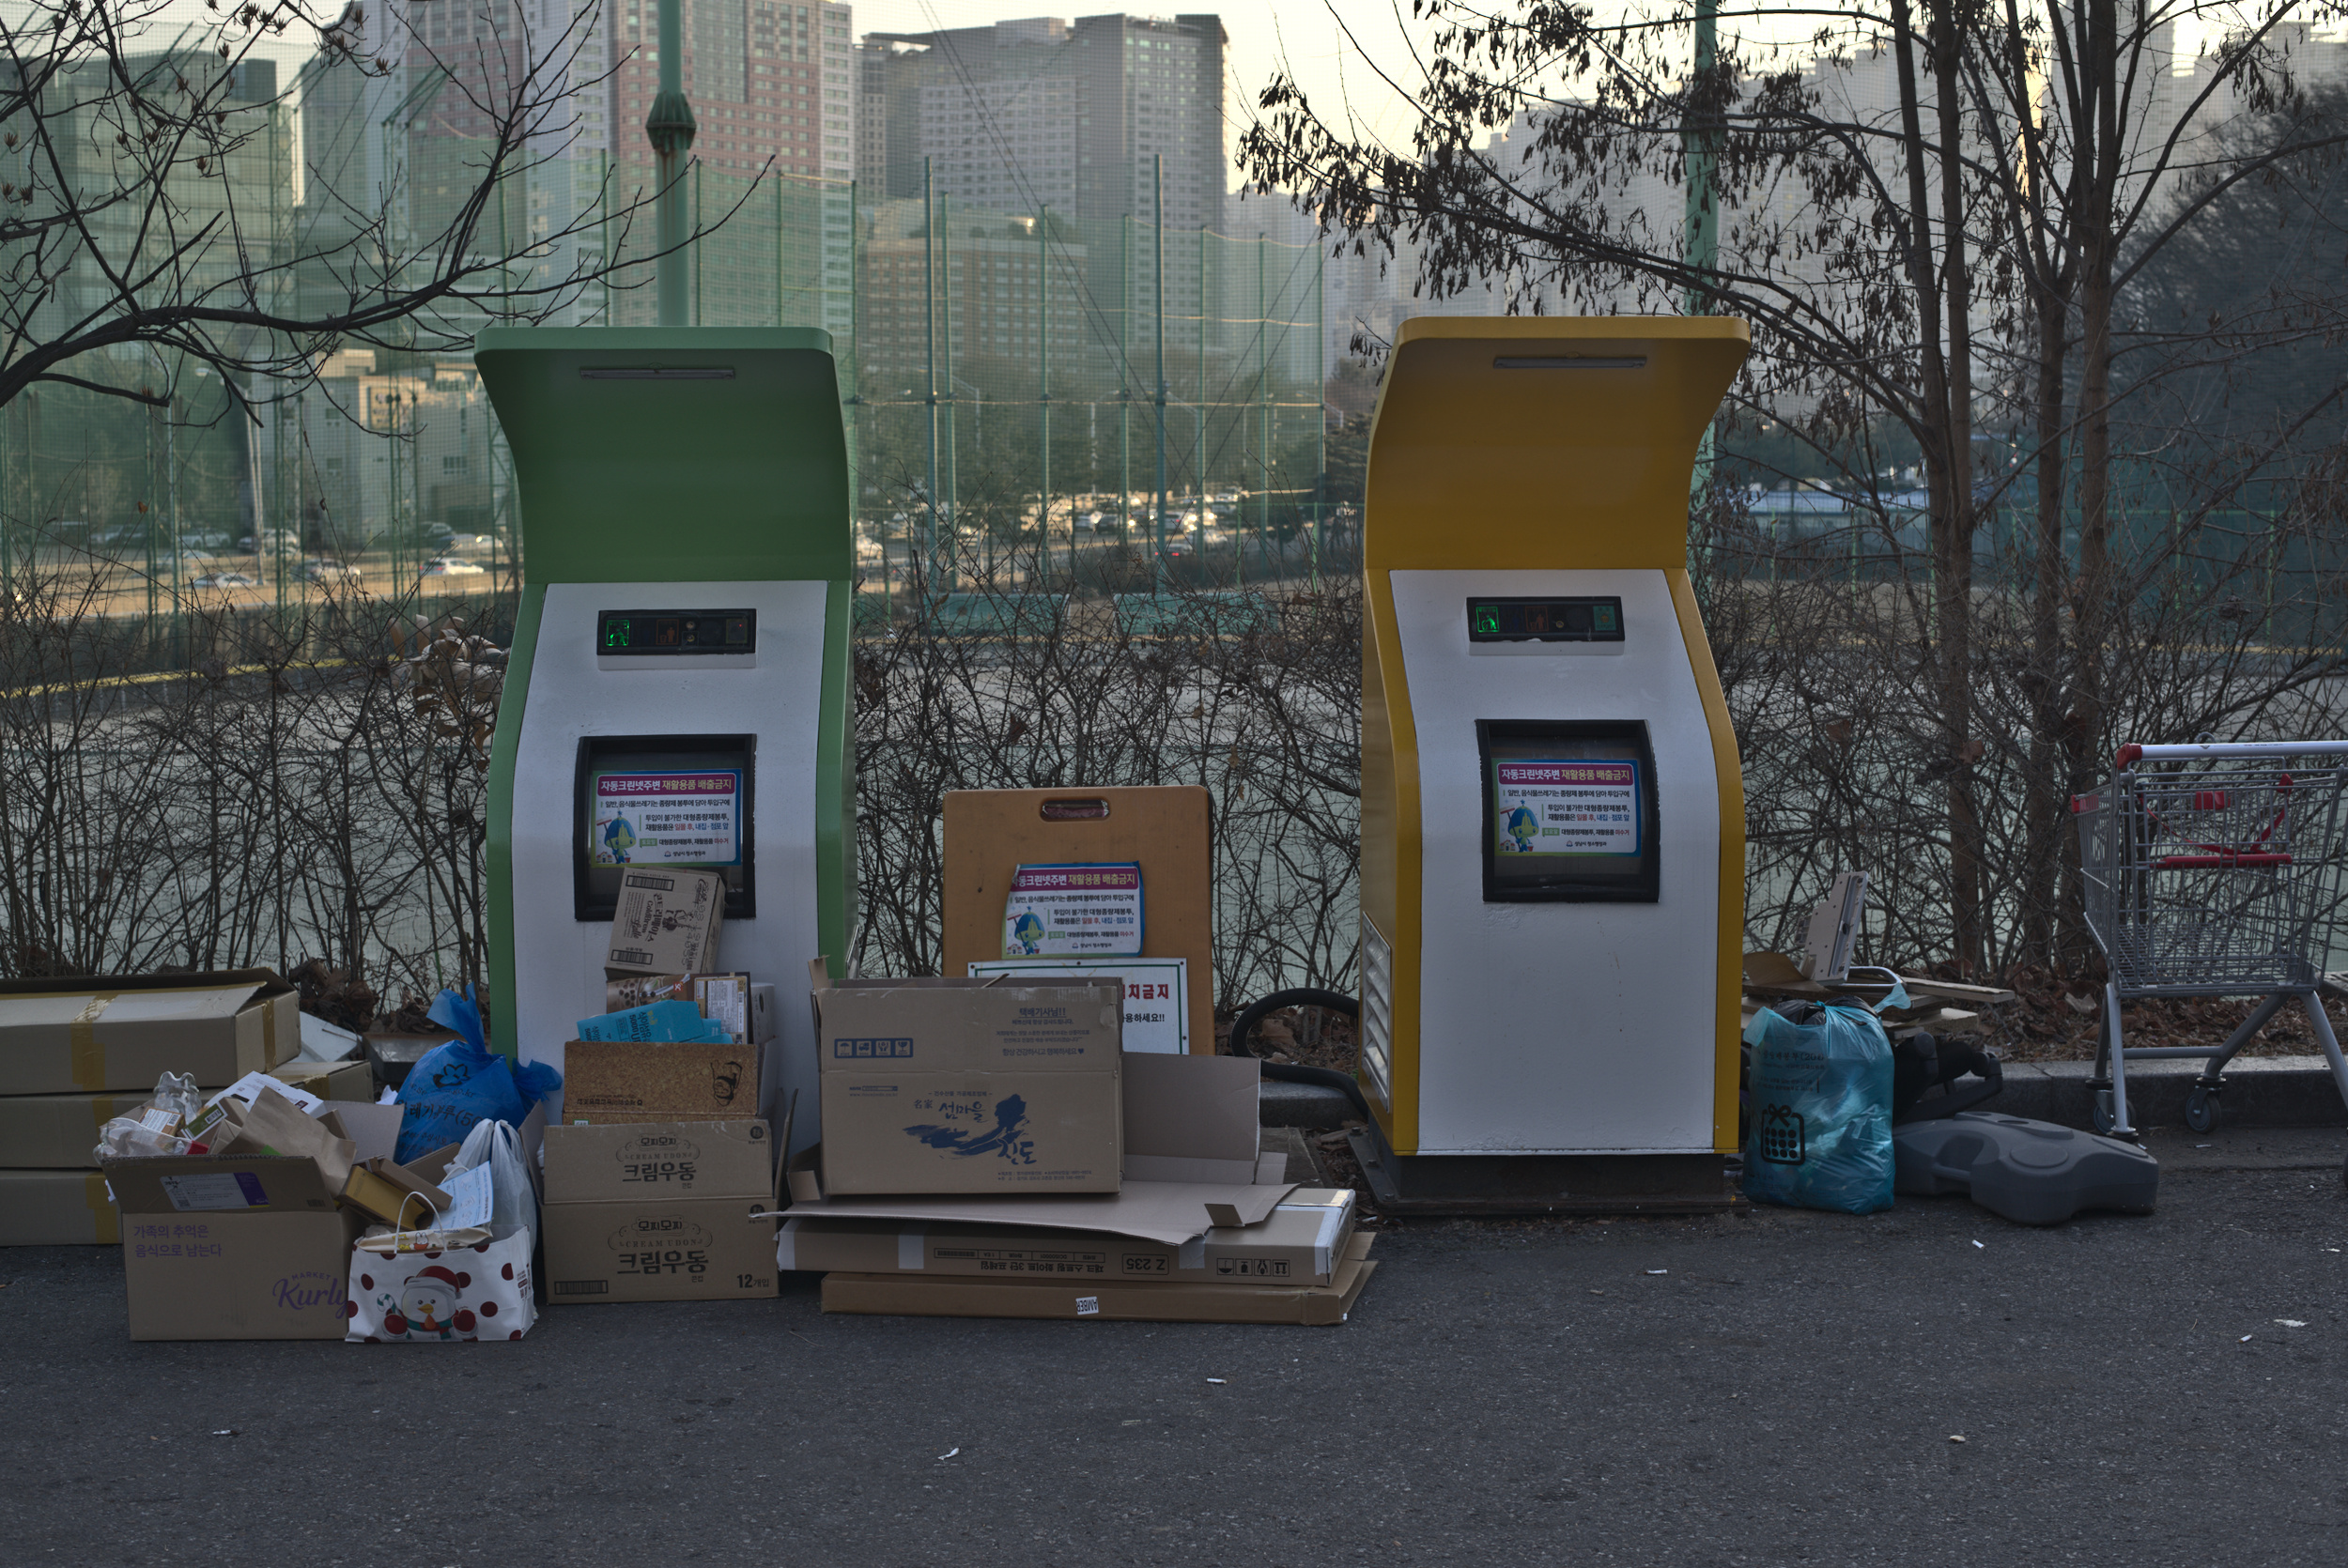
top-left (819, 1234), bottom-right (1376, 1325)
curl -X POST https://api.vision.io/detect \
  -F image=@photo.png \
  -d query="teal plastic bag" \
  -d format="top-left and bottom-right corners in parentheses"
top-left (1742, 1003), bottom-right (1894, 1214)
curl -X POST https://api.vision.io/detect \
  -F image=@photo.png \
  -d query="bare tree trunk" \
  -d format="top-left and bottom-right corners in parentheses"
top-left (1932, 0), bottom-right (1983, 973)
top-left (2020, 291), bottom-right (2070, 961)
top-left (2063, 0), bottom-right (2123, 972)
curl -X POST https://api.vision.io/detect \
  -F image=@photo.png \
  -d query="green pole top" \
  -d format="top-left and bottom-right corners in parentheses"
top-left (473, 327), bottom-right (851, 585)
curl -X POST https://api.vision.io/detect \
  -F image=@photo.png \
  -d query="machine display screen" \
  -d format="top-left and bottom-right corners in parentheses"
top-left (1476, 719), bottom-right (1660, 902)
top-left (1466, 596), bottom-right (1623, 642)
top-left (595, 608), bottom-right (756, 654)
top-left (573, 734), bottom-right (757, 920)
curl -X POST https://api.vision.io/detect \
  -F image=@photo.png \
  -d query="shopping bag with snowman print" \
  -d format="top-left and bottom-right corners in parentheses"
top-left (346, 1225), bottom-right (535, 1342)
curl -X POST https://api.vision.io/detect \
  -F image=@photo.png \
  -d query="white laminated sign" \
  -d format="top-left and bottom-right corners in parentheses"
top-left (1001, 862), bottom-right (1143, 957)
top-left (967, 956), bottom-right (1189, 1053)
top-left (589, 770), bottom-right (743, 869)
top-left (1492, 760), bottom-right (1642, 857)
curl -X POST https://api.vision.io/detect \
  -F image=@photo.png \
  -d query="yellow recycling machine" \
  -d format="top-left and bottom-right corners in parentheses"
top-left (1352, 317), bottom-right (1750, 1211)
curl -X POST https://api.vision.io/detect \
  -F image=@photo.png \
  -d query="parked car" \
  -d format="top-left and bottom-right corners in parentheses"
top-left (239, 530), bottom-right (301, 552)
top-left (182, 530), bottom-right (232, 549)
top-left (434, 533), bottom-right (499, 554)
top-left (188, 571), bottom-right (259, 589)
top-left (303, 560), bottom-right (363, 583)
top-left (419, 557), bottom-right (487, 576)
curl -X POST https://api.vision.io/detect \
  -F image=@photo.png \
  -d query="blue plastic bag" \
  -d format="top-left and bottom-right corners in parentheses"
top-left (393, 988), bottom-right (562, 1164)
top-left (1742, 1002), bottom-right (1894, 1214)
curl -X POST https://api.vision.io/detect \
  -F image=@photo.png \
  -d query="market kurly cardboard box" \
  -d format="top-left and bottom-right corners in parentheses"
top-left (0, 969), bottom-right (301, 1096)
top-left (780, 1187), bottom-right (1359, 1285)
top-left (0, 1090), bottom-right (152, 1168)
top-left (542, 1195), bottom-right (778, 1304)
top-left (107, 1153), bottom-right (363, 1340)
top-left (821, 1233), bottom-right (1378, 1325)
top-left (0, 1168), bottom-right (121, 1244)
top-left (814, 976), bottom-right (1124, 1196)
top-left (562, 1039), bottom-right (762, 1123)
top-left (543, 1119), bottom-right (774, 1203)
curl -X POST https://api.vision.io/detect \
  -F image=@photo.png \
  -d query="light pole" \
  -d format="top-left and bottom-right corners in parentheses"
top-left (648, 0), bottom-right (696, 327)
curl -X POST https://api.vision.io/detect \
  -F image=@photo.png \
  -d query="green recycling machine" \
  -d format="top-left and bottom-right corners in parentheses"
top-left (476, 328), bottom-right (856, 1143)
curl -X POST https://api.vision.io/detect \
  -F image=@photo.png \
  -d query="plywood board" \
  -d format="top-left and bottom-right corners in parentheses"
top-left (941, 787), bottom-right (1213, 1053)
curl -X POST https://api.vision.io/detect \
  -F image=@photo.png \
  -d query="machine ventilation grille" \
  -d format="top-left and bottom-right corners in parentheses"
top-left (1360, 917), bottom-right (1395, 1109)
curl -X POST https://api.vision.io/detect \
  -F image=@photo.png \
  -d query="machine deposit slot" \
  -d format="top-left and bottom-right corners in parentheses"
top-left (1466, 596), bottom-right (1624, 643)
top-left (595, 608), bottom-right (756, 654)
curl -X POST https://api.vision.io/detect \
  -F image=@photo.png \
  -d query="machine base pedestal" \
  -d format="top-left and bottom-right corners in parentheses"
top-left (1348, 1125), bottom-right (1741, 1217)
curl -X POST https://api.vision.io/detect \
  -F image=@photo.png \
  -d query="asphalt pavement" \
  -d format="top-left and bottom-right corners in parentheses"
top-left (4, 1159), bottom-right (2345, 1567)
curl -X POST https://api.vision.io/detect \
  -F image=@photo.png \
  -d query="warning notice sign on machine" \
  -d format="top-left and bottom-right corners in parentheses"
top-left (590, 771), bottom-right (744, 868)
top-left (1002, 862), bottom-right (1144, 957)
top-left (1492, 761), bottom-right (1641, 856)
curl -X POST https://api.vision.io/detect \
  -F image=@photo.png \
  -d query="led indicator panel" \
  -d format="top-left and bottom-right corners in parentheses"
top-left (595, 608), bottom-right (757, 655)
top-left (1466, 596), bottom-right (1625, 643)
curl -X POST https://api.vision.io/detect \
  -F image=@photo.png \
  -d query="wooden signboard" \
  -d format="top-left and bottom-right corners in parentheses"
top-left (940, 787), bottom-right (1213, 1053)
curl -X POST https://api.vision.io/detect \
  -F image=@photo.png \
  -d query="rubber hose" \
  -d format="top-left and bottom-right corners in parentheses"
top-left (1228, 988), bottom-right (1371, 1123)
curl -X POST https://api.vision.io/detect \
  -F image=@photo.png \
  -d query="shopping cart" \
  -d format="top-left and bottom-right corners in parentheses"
top-left (2072, 741), bottom-right (2348, 1139)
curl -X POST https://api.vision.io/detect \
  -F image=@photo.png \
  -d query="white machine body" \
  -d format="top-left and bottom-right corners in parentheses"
top-left (1393, 568), bottom-right (1722, 1155)
top-left (508, 579), bottom-right (830, 1134)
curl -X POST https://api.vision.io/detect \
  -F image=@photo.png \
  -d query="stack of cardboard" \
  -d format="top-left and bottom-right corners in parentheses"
top-left (783, 976), bottom-right (1378, 1325)
top-left (539, 868), bottom-right (783, 1303)
top-left (0, 971), bottom-right (304, 1246)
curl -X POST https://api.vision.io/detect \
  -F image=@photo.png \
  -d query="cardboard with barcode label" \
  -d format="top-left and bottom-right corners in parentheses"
top-left (820, 1233), bottom-right (1377, 1325)
top-left (543, 1119), bottom-right (774, 1202)
top-left (0, 968), bottom-right (301, 1095)
top-left (780, 1188), bottom-right (1357, 1285)
top-left (541, 1195), bottom-right (778, 1304)
top-left (604, 869), bottom-right (726, 978)
top-left (813, 977), bottom-right (1123, 1196)
top-left (941, 787), bottom-right (1213, 1053)
top-left (562, 1038), bottom-right (762, 1123)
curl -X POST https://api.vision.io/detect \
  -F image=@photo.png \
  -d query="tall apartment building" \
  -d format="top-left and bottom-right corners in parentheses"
top-left (603, 0), bottom-right (855, 183)
top-left (857, 14), bottom-right (1225, 233)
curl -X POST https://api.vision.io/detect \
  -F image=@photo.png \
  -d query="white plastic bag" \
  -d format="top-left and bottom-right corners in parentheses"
top-left (450, 1118), bottom-right (537, 1235)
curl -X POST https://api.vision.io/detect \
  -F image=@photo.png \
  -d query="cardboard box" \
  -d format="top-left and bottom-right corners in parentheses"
top-left (784, 1052), bottom-right (1281, 1240)
top-left (606, 869), bottom-right (725, 977)
top-left (0, 1090), bottom-right (152, 1168)
top-left (780, 1187), bottom-right (1358, 1285)
top-left (109, 1153), bottom-right (365, 1339)
top-left (339, 1153), bottom-right (456, 1228)
top-left (814, 976), bottom-right (1124, 1195)
top-left (267, 1056), bottom-right (374, 1102)
top-left (544, 1119), bottom-right (774, 1203)
top-left (0, 969), bottom-right (301, 1095)
top-left (821, 1233), bottom-right (1376, 1325)
top-left (0, 1168), bottom-right (121, 1244)
top-left (540, 1195), bottom-right (777, 1303)
top-left (562, 1039), bottom-right (761, 1123)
